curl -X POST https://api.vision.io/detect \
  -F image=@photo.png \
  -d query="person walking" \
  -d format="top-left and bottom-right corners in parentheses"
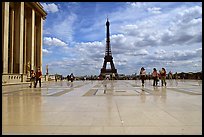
top-left (152, 68), bottom-right (158, 86)
top-left (169, 71), bottom-right (173, 80)
top-left (70, 73), bottom-right (74, 82)
top-left (29, 70), bottom-right (36, 88)
top-left (34, 67), bottom-right (42, 88)
top-left (160, 68), bottom-right (167, 86)
top-left (140, 67), bottom-right (146, 86)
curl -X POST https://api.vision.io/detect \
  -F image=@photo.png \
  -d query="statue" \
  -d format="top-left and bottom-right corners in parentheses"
top-left (27, 61), bottom-right (31, 77)
top-left (46, 64), bottom-right (48, 75)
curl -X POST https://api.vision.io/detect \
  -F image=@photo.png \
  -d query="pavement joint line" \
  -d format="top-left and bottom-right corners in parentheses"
top-left (45, 90), bottom-right (65, 96)
top-left (114, 100), bottom-right (124, 126)
top-left (93, 89), bottom-right (98, 95)
top-left (48, 89), bottom-right (74, 96)
top-left (135, 90), bottom-right (141, 94)
top-left (168, 88), bottom-right (202, 95)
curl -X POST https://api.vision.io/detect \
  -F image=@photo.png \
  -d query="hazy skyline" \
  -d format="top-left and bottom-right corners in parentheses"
top-left (41, 2), bottom-right (202, 76)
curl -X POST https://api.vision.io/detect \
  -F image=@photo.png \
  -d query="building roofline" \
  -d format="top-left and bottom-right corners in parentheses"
top-left (25, 2), bottom-right (47, 20)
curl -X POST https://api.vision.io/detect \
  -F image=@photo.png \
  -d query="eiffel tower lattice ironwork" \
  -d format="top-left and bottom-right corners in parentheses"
top-left (100, 18), bottom-right (117, 75)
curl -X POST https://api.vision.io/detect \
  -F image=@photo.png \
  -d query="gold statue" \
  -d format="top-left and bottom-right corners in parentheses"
top-left (27, 61), bottom-right (31, 77)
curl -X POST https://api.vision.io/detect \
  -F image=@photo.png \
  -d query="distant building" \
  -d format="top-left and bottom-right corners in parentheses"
top-left (2, 2), bottom-right (47, 83)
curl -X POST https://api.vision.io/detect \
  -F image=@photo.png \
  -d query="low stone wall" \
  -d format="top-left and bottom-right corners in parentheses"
top-left (2, 74), bottom-right (23, 84)
top-left (2, 75), bottom-right (48, 93)
top-left (2, 74), bottom-right (47, 84)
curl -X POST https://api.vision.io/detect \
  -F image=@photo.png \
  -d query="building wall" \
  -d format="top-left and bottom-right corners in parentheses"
top-left (2, 2), bottom-right (47, 84)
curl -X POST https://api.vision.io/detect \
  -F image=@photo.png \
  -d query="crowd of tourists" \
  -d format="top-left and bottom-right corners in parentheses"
top-left (28, 66), bottom-right (192, 88)
top-left (66, 73), bottom-right (75, 82)
top-left (139, 67), bottom-right (173, 87)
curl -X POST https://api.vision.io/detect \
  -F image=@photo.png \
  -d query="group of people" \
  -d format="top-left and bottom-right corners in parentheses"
top-left (140, 67), bottom-right (167, 87)
top-left (66, 73), bottom-right (75, 82)
top-left (29, 67), bottom-right (42, 88)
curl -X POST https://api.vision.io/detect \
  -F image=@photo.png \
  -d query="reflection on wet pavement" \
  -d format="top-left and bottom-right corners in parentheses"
top-left (2, 80), bottom-right (202, 135)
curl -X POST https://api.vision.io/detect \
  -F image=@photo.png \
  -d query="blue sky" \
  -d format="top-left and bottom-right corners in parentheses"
top-left (40, 2), bottom-right (202, 76)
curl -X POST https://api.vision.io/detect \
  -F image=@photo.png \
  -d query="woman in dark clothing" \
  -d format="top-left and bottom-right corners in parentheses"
top-left (152, 68), bottom-right (158, 86)
top-left (140, 67), bottom-right (146, 86)
top-left (34, 67), bottom-right (42, 88)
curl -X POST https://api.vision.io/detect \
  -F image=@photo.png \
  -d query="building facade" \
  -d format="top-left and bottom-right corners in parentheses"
top-left (2, 2), bottom-right (47, 83)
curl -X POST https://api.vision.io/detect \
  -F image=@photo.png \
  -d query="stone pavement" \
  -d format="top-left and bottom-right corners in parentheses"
top-left (2, 79), bottom-right (202, 135)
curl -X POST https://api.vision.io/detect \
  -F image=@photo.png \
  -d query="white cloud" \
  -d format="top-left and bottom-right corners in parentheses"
top-left (154, 49), bottom-right (166, 55)
top-left (42, 48), bottom-right (52, 54)
top-left (178, 6), bottom-right (202, 23)
top-left (147, 7), bottom-right (161, 14)
top-left (52, 13), bottom-right (77, 43)
top-left (121, 25), bottom-right (139, 36)
top-left (75, 41), bottom-right (105, 60)
top-left (117, 5), bottom-right (202, 48)
top-left (43, 37), bottom-right (68, 47)
top-left (148, 48), bottom-right (202, 61)
top-left (127, 2), bottom-right (146, 8)
top-left (125, 49), bottom-right (149, 56)
top-left (41, 3), bottom-right (59, 13)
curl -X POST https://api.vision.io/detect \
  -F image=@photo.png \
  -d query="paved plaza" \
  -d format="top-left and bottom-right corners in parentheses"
top-left (2, 79), bottom-right (202, 135)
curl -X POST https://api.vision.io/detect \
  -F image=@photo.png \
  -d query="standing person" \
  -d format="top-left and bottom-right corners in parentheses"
top-left (67, 75), bottom-right (70, 81)
top-left (140, 67), bottom-right (146, 86)
top-left (84, 76), bottom-right (87, 81)
top-left (112, 73), bottom-right (115, 80)
top-left (70, 73), bottom-right (74, 82)
top-left (152, 68), bottom-right (158, 86)
top-left (55, 74), bottom-right (57, 82)
top-left (168, 71), bottom-right (173, 86)
top-left (29, 70), bottom-right (36, 88)
top-left (160, 68), bottom-right (167, 86)
top-left (169, 71), bottom-right (173, 80)
top-left (34, 67), bottom-right (42, 88)
top-left (175, 72), bottom-right (178, 86)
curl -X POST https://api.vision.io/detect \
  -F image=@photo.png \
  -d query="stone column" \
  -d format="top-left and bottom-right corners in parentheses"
top-left (23, 17), bottom-right (27, 74)
top-left (2, 2), bottom-right (9, 74)
top-left (9, 8), bottom-right (14, 74)
top-left (36, 16), bottom-right (43, 72)
top-left (14, 2), bottom-right (24, 74)
top-left (26, 8), bottom-right (35, 73)
top-left (34, 25), bottom-right (37, 71)
top-left (19, 2), bottom-right (24, 74)
top-left (39, 17), bottom-right (43, 72)
top-left (31, 9), bottom-right (35, 71)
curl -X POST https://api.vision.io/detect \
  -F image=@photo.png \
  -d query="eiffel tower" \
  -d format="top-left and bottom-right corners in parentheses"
top-left (100, 18), bottom-right (117, 76)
